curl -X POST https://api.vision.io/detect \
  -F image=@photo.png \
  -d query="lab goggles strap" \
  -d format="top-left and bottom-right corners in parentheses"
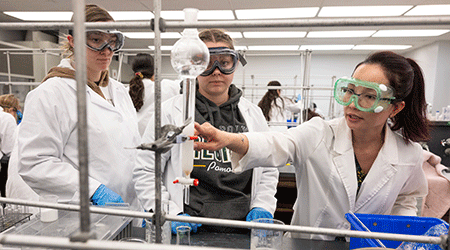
top-left (85, 29), bottom-right (125, 52)
top-left (333, 77), bottom-right (396, 113)
top-left (200, 47), bottom-right (242, 76)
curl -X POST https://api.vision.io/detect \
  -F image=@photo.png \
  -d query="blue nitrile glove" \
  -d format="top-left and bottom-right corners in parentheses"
top-left (90, 184), bottom-right (124, 206)
top-left (246, 207), bottom-right (273, 222)
top-left (171, 213), bottom-right (202, 234)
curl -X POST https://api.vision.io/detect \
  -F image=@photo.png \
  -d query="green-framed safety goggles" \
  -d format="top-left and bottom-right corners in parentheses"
top-left (334, 77), bottom-right (396, 113)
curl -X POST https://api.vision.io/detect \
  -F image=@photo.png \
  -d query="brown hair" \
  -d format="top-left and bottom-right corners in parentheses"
top-left (0, 94), bottom-right (20, 111)
top-left (258, 81), bottom-right (283, 121)
top-left (354, 51), bottom-right (429, 143)
top-left (129, 53), bottom-right (155, 111)
top-left (198, 28), bottom-right (234, 50)
top-left (61, 4), bottom-right (114, 58)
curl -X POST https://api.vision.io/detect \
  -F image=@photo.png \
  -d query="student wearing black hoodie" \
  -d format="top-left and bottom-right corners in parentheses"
top-left (134, 28), bottom-right (279, 234)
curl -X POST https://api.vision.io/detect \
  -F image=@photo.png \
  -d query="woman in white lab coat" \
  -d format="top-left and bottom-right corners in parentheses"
top-left (128, 53), bottom-right (180, 136)
top-left (133, 28), bottom-right (278, 234)
top-left (258, 80), bottom-right (303, 131)
top-left (11, 4), bottom-right (141, 211)
top-left (194, 51), bottom-right (429, 240)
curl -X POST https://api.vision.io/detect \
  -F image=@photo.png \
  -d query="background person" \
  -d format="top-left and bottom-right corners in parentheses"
top-left (258, 81), bottom-right (302, 131)
top-left (0, 94), bottom-right (22, 124)
top-left (0, 106), bottom-right (17, 198)
top-left (133, 28), bottom-right (279, 234)
top-left (194, 51), bottom-right (429, 240)
top-left (128, 53), bottom-right (181, 136)
top-left (10, 4), bottom-right (141, 211)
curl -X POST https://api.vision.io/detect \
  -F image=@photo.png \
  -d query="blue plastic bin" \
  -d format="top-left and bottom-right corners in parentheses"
top-left (346, 213), bottom-right (447, 249)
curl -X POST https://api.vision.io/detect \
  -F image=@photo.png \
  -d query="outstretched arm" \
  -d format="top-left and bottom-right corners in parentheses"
top-left (193, 122), bottom-right (249, 155)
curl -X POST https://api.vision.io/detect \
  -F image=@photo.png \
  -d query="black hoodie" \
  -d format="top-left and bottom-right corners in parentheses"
top-left (184, 84), bottom-right (253, 233)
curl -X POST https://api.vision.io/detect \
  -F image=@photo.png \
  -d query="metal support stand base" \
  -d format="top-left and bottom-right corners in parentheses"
top-left (70, 231), bottom-right (97, 243)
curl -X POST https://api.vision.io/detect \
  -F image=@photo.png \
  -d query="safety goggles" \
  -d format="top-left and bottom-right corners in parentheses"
top-left (85, 29), bottom-right (124, 52)
top-left (334, 77), bottom-right (396, 113)
top-left (200, 47), bottom-right (240, 76)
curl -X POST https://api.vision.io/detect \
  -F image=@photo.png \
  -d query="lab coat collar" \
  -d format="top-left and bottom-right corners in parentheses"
top-left (332, 117), bottom-right (399, 212)
top-left (333, 117), bottom-right (353, 154)
top-left (61, 71), bottom-right (124, 114)
top-left (332, 117), bottom-right (399, 164)
top-left (354, 125), bottom-right (399, 210)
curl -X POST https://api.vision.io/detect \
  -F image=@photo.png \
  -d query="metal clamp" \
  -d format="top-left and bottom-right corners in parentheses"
top-left (150, 17), bottom-right (166, 32)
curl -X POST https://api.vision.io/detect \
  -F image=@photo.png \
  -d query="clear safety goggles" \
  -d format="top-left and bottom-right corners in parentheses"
top-left (200, 47), bottom-right (240, 76)
top-left (85, 29), bottom-right (124, 52)
top-left (334, 77), bottom-right (396, 113)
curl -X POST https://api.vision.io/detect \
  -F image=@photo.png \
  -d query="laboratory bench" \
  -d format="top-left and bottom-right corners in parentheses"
top-left (1, 209), bottom-right (133, 249)
top-left (1, 210), bottom-right (350, 250)
top-left (188, 231), bottom-right (349, 249)
top-left (131, 227), bottom-right (349, 249)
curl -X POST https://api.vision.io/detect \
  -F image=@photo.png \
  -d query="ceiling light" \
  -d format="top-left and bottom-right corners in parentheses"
top-left (247, 45), bottom-right (300, 51)
top-left (243, 31), bottom-right (306, 38)
top-left (226, 32), bottom-right (243, 39)
top-left (160, 11), bottom-right (184, 20)
top-left (373, 30), bottom-right (450, 37)
top-left (318, 5), bottom-right (412, 17)
top-left (234, 46), bottom-right (248, 51)
top-left (148, 46), bottom-right (173, 51)
top-left (352, 45), bottom-right (412, 50)
top-left (300, 45), bottom-right (354, 50)
top-left (161, 10), bottom-right (234, 20)
top-left (307, 31), bottom-right (376, 38)
top-left (3, 11), bottom-right (73, 21)
top-left (109, 11), bottom-right (154, 20)
top-left (123, 32), bottom-right (181, 39)
top-left (198, 10), bottom-right (235, 20)
top-left (405, 5), bottom-right (450, 16)
top-left (236, 7), bottom-right (319, 19)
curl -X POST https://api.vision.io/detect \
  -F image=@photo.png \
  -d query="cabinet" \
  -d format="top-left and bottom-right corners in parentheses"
top-left (274, 172), bottom-right (297, 225)
top-left (427, 121), bottom-right (450, 167)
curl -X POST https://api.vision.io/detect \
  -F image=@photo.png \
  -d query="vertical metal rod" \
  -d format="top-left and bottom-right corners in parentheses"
top-left (72, 0), bottom-right (90, 234)
top-left (44, 51), bottom-right (48, 74)
top-left (302, 51), bottom-right (312, 123)
top-left (116, 52), bottom-right (123, 82)
top-left (241, 51), bottom-right (246, 98)
top-left (299, 52), bottom-right (306, 124)
top-left (293, 75), bottom-right (298, 98)
top-left (328, 76), bottom-right (336, 119)
top-left (6, 51), bottom-right (12, 94)
top-left (251, 75), bottom-right (255, 103)
top-left (153, 0), bottom-right (163, 244)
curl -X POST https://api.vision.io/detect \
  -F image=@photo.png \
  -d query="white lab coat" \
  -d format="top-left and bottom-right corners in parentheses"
top-left (268, 97), bottom-right (302, 132)
top-left (6, 126), bottom-right (41, 214)
top-left (133, 94), bottom-right (279, 216)
top-left (232, 117), bottom-right (428, 240)
top-left (0, 109), bottom-right (16, 158)
top-left (136, 78), bottom-right (180, 136)
top-left (15, 59), bottom-right (141, 212)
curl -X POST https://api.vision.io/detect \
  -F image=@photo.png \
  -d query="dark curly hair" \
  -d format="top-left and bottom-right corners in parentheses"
top-left (129, 53), bottom-right (154, 111)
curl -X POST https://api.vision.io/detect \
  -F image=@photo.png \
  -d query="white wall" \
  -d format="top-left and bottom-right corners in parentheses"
top-left (433, 42), bottom-right (450, 114)
top-left (404, 43), bottom-right (439, 113)
top-left (405, 41), bottom-right (450, 114)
